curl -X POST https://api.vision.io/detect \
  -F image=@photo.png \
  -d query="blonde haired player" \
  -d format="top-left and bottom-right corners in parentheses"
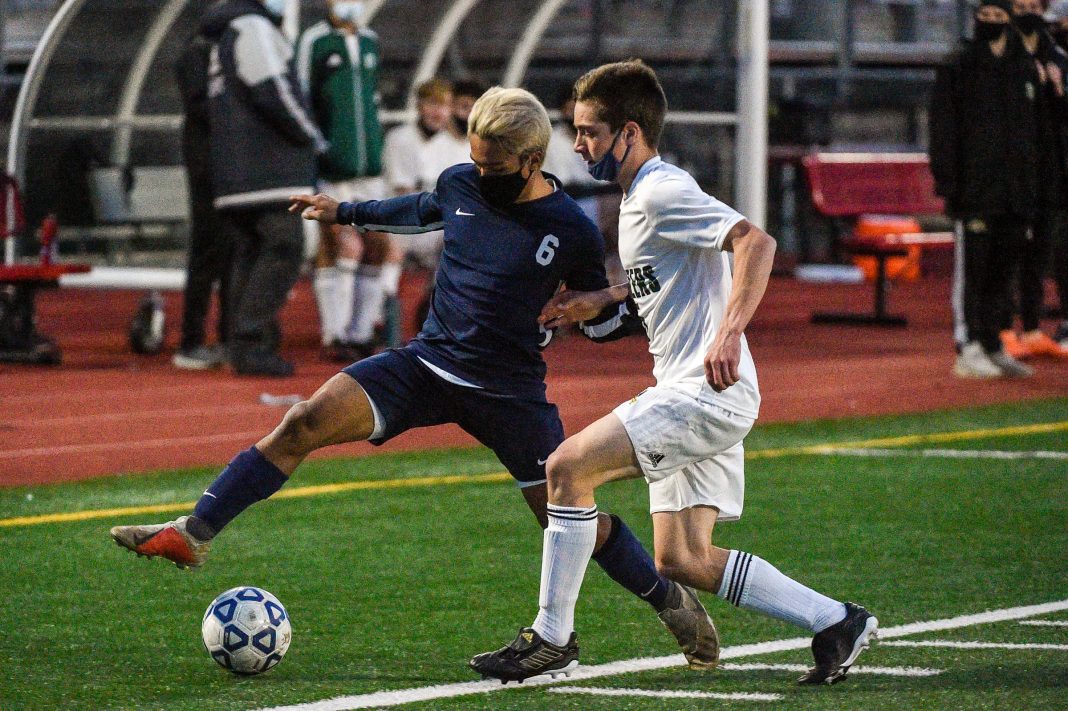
top-left (471, 61), bottom-right (878, 686)
top-left (111, 85), bottom-right (720, 669)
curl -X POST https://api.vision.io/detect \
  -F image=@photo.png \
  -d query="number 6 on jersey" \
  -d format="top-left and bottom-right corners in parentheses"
top-left (536, 234), bottom-right (559, 266)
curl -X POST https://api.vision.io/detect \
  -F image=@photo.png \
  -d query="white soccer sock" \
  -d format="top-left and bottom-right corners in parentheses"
top-left (312, 267), bottom-right (340, 346)
top-left (346, 265), bottom-right (385, 344)
top-left (335, 258), bottom-right (358, 343)
top-left (717, 550), bottom-right (847, 633)
top-left (380, 262), bottom-right (403, 297)
top-left (531, 504), bottom-right (598, 646)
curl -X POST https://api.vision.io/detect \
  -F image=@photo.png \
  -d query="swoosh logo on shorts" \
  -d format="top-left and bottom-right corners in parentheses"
top-left (456, 208), bottom-right (474, 216)
top-left (537, 458), bottom-right (549, 466)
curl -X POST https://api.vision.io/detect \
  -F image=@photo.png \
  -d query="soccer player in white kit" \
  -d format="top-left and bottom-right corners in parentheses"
top-left (470, 60), bottom-right (877, 686)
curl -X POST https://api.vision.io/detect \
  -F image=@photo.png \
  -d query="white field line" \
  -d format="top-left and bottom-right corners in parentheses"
top-left (882, 641), bottom-right (1068, 651)
top-left (720, 662), bottom-right (943, 677)
top-left (1020, 620), bottom-right (1068, 627)
top-left (816, 448), bottom-right (1068, 460)
top-left (548, 686), bottom-right (783, 701)
top-left (255, 598), bottom-right (1068, 711)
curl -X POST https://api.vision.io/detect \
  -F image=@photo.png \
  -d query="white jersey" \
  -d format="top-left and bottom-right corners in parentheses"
top-left (419, 130), bottom-right (471, 191)
top-left (618, 156), bottom-right (760, 418)
top-left (382, 123), bottom-right (432, 194)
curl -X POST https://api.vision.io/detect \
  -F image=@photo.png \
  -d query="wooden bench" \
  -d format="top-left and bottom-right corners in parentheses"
top-left (1, 176), bottom-right (92, 364)
top-left (803, 153), bottom-right (954, 327)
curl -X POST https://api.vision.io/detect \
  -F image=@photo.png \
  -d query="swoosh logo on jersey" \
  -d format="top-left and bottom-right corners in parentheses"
top-left (456, 208), bottom-right (474, 216)
top-left (537, 458), bottom-right (549, 466)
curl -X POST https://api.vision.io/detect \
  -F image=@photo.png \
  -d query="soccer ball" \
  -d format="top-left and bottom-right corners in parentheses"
top-left (201, 586), bottom-right (292, 674)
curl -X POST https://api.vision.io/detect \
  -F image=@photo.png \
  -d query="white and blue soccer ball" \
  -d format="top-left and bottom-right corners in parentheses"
top-left (201, 586), bottom-right (292, 674)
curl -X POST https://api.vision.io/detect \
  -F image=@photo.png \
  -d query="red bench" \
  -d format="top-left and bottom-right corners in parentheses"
top-left (802, 153), bottom-right (954, 327)
top-left (1, 176), bottom-right (91, 364)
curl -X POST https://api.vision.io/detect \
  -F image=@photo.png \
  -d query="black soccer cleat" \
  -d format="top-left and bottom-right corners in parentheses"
top-left (468, 627), bottom-right (579, 684)
top-left (798, 602), bottom-right (878, 685)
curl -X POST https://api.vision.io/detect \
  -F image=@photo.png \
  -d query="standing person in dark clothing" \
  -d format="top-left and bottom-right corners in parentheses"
top-left (1047, 0), bottom-right (1068, 347)
top-left (1000, 0), bottom-right (1068, 359)
top-left (203, 0), bottom-right (327, 377)
top-left (173, 31), bottom-right (232, 371)
top-left (929, 0), bottom-right (1038, 379)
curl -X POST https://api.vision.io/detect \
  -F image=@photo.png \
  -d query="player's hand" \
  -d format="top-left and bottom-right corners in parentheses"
top-left (704, 330), bottom-right (742, 392)
top-left (539, 289), bottom-right (613, 328)
top-left (289, 194), bottom-right (340, 225)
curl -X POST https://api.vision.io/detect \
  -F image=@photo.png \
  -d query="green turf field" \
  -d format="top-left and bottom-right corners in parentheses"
top-left (2, 398), bottom-right (1066, 710)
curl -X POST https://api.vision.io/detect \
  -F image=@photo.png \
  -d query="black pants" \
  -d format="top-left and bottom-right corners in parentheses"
top-left (953, 215), bottom-right (1028, 353)
top-left (1016, 211), bottom-right (1061, 332)
top-left (179, 162), bottom-right (231, 351)
top-left (1047, 211), bottom-right (1068, 321)
top-left (223, 205), bottom-right (303, 354)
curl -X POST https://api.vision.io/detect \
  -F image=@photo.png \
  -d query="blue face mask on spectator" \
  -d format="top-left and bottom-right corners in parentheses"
top-left (332, 1), bottom-right (365, 23)
top-left (587, 129), bottom-right (632, 182)
top-left (263, 0), bottom-right (285, 18)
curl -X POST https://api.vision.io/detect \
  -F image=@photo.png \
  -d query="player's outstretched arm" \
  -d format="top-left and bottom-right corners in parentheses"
top-left (705, 219), bottom-right (776, 391)
top-left (539, 284), bottom-right (629, 329)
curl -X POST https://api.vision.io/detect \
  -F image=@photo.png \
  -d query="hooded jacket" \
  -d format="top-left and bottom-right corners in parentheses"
top-left (201, 0), bottom-right (327, 210)
top-left (929, 33), bottom-right (1042, 220)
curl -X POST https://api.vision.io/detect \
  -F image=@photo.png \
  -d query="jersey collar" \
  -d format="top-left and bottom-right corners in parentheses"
top-left (624, 155), bottom-right (663, 199)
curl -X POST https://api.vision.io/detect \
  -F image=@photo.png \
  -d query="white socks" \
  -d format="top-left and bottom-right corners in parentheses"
top-left (312, 267), bottom-right (339, 346)
top-left (346, 264), bottom-right (385, 344)
top-left (717, 550), bottom-right (846, 633)
top-left (380, 262), bottom-right (403, 298)
top-left (313, 262), bottom-right (357, 346)
top-left (532, 504), bottom-right (598, 646)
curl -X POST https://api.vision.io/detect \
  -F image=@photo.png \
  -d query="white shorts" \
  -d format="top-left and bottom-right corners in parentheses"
top-left (325, 176), bottom-right (388, 202)
top-left (303, 177), bottom-right (391, 259)
top-left (612, 380), bottom-right (754, 519)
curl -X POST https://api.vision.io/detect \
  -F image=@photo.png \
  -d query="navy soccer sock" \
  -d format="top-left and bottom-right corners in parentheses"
top-left (592, 514), bottom-right (673, 611)
top-left (190, 447), bottom-right (289, 539)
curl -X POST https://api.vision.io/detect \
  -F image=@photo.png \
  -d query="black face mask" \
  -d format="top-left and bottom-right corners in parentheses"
top-left (975, 19), bottom-right (1008, 42)
top-left (479, 163), bottom-right (534, 209)
top-left (1015, 13), bottom-right (1045, 34)
top-left (453, 115), bottom-right (468, 135)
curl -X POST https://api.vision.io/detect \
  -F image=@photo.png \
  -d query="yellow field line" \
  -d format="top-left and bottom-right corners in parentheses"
top-left (2, 420), bottom-right (1064, 529)
top-left (0, 473), bottom-right (512, 528)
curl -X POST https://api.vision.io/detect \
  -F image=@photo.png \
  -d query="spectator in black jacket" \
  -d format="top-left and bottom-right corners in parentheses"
top-left (999, 0), bottom-right (1068, 359)
top-left (202, 0), bottom-right (327, 377)
top-left (1044, 0), bottom-right (1068, 348)
top-left (172, 30), bottom-right (232, 371)
top-left (929, 0), bottom-right (1038, 379)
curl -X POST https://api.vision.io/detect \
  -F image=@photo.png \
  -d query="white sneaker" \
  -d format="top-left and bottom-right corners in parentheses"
top-left (988, 349), bottom-right (1034, 378)
top-left (953, 342), bottom-right (1002, 379)
top-left (173, 345), bottom-right (226, 370)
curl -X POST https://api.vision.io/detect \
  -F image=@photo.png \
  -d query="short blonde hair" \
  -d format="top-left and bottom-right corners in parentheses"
top-left (467, 86), bottom-right (552, 158)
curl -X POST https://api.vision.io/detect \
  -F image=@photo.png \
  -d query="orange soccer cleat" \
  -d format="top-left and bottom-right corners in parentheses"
top-left (110, 515), bottom-right (211, 569)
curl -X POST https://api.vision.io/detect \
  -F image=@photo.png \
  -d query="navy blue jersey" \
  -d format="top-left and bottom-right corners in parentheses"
top-left (337, 164), bottom-right (609, 396)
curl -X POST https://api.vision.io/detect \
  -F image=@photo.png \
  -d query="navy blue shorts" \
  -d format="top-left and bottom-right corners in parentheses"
top-left (342, 346), bottom-right (563, 487)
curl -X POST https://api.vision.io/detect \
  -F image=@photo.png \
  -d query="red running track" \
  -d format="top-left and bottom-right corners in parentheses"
top-left (1, 274), bottom-right (1065, 486)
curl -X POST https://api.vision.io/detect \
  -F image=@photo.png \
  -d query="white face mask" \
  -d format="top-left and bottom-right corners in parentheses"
top-left (262, 0), bottom-right (285, 17)
top-left (332, 1), bottom-right (365, 23)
